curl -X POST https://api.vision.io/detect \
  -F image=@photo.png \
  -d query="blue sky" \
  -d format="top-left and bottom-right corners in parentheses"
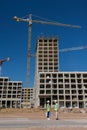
top-left (0, 0), bottom-right (87, 87)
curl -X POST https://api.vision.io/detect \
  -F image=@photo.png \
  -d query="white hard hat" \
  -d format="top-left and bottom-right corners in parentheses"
top-left (47, 100), bottom-right (50, 103)
top-left (54, 100), bottom-right (57, 103)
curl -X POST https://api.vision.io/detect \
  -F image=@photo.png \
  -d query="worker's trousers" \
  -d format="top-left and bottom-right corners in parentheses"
top-left (55, 111), bottom-right (58, 120)
top-left (47, 111), bottom-right (50, 118)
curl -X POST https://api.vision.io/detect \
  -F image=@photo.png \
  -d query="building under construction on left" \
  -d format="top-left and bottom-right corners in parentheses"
top-left (0, 77), bottom-right (33, 108)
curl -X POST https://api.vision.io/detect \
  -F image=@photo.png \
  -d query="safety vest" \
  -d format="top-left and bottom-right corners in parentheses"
top-left (54, 103), bottom-right (59, 111)
top-left (46, 104), bottom-right (50, 112)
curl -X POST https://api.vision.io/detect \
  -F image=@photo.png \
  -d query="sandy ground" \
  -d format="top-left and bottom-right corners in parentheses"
top-left (0, 108), bottom-right (87, 130)
top-left (1, 128), bottom-right (87, 130)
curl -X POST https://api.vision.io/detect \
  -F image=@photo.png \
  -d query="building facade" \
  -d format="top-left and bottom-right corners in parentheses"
top-left (0, 77), bottom-right (33, 108)
top-left (35, 36), bottom-right (59, 73)
top-left (34, 36), bottom-right (59, 107)
top-left (0, 77), bottom-right (22, 108)
top-left (37, 72), bottom-right (87, 108)
top-left (34, 36), bottom-right (87, 108)
top-left (21, 88), bottom-right (34, 108)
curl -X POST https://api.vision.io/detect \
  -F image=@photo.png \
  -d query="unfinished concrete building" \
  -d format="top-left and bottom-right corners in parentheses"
top-left (0, 77), bottom-right (22, 108)
top-left (21, 88), bottom-right (33, 108)
top-left (0, 77), bottom-right (34, 108)
top-left (34, 36), bottom-right (87, 108)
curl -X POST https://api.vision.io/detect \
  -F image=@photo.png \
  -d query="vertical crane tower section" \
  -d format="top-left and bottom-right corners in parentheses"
top-left (13, 14), bottom-right (81, 89)
top-left (13, 14), bottom-right (33, 88)
top-left (0, 57), bottom-right (10, 76)
top-left (27, 14), bottom-right (32, 88)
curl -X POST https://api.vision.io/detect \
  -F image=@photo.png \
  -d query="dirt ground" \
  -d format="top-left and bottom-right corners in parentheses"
top-left (0, 108), bottom-right (87, 130)
top-left (1, 128), bottom-right (87, 130)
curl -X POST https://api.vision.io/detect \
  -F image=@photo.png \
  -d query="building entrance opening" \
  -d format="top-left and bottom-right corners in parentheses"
top-left (7, 101), bottom-right (10, 108)
top-left (40, 98), bottom-right (45, 108)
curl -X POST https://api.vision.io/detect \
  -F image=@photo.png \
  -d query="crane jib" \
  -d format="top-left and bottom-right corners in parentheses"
top-left (32, 20), bottom-right (81, 28)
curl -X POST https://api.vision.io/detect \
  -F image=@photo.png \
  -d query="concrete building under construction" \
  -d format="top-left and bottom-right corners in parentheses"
top-left (1, 36), bottom-right (87, 109)
top-left (0, 77), bottom-right (22, 108)
top-left (0, 77), bottom-right (33, 108)
top-left (21, 88), bottom-right (33, 108)
top-left (34, 36), bottom-right (87, 108)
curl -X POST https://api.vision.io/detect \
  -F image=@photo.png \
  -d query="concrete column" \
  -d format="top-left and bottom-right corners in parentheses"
top-left (10, 101), bottom-right (12, 108)
top-left (5, 100), bottom-right (7, 108)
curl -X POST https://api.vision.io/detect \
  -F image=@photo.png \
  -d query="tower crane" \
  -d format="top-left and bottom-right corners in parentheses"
top-left (59, 45), bottom-right (87, 52)
top-left (13, 14), bottom-right (81, 89)
top-left (0, 57), bottom-right (10, 76)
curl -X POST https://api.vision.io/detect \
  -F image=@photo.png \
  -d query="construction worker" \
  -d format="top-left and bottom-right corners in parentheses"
top-left (46, 100), bottom-right (51, 120)
top-left (54, 100), bottom-right (59, 120)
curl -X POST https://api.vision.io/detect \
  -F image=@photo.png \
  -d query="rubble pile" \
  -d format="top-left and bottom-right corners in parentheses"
top-left (59, 108), bottom-right (87, 113)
